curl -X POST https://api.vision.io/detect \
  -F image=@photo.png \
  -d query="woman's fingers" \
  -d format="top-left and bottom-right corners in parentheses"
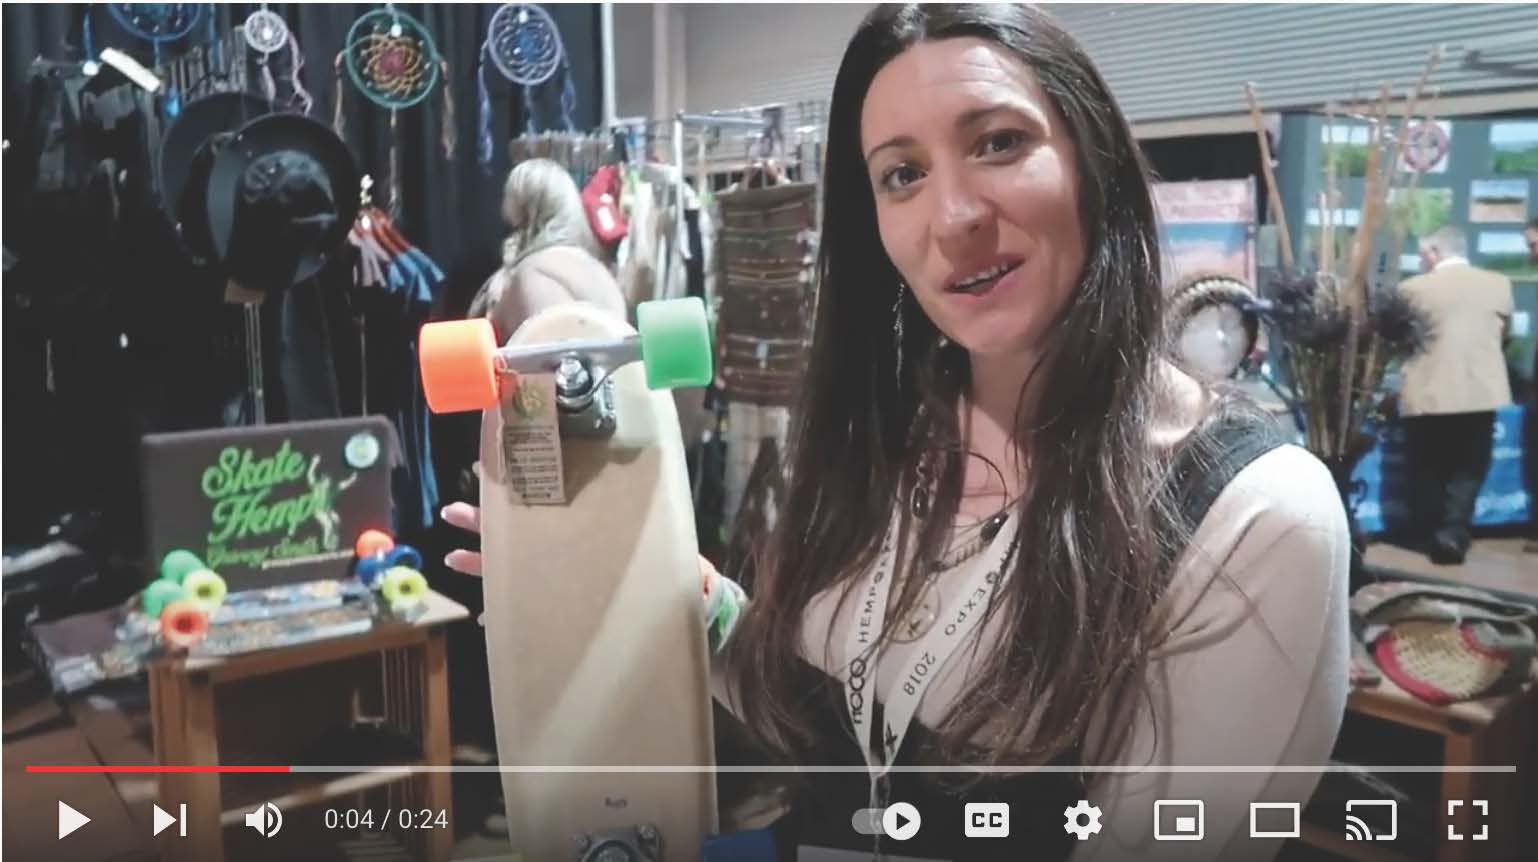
top-left (444, 549), bottom-right (483, 577)
top-left (441, 502), bottom-right (481, 534)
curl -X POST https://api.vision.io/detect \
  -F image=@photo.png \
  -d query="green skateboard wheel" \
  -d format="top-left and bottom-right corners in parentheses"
top-left (160, 550), bottom-right (204, 584)
top-left (636, 298), bottom-right (713, 390)
top-left (183, 569), bottom-right (228, 611)
top-left (380, 566), bottom-right (428, 608)
top-left (142, 579), bottom-right (187, 617)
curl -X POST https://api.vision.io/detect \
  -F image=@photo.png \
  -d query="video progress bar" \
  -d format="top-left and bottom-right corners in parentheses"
top-left (29, 765), bottom-right (1518, 774)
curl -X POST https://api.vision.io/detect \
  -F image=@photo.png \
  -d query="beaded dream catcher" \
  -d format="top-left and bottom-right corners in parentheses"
top-left (333, 5), bottom-right (456, 211)
top-left (477, 3), bottom-right (578, 169)
top-left (84, 4), bottom-right (218, 116)
top-left (242, 4), bottom-right (312, 114)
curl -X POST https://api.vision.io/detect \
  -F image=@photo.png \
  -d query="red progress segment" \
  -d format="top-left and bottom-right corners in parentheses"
top-left (27, 765), bottom-right (290, 774)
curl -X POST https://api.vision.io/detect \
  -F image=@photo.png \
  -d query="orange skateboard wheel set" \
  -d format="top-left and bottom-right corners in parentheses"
top-left (419, 318), bottom-right (502, 413)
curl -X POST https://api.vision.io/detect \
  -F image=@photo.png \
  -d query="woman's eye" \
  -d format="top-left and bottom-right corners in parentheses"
top-left (978, 130), bottom-right (1026, 157)
top-left (880, 164), bottom-right (924, 192)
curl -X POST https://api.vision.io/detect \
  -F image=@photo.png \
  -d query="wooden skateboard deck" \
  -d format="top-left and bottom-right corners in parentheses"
top-left (478, 302), bottom-right (718, 861)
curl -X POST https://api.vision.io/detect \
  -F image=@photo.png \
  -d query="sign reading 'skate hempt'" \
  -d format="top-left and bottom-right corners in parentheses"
top-left (140, 418), bottom-right (397, 591)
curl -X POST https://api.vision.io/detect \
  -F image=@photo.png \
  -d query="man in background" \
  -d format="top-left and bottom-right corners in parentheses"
top-left (1523, 217), bottom-right (1538, 554)
top-left (1397, 226), bottom-right (1514, 564)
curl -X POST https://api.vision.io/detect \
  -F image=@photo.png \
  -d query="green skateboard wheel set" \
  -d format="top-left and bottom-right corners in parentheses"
top-left (145, 551), bottom-right (228, 620)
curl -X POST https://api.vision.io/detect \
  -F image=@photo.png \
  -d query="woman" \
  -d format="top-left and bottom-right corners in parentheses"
top-left (467, 157), bottom-right (625, 336)
top-left (447, 6), bottom-right (1349, 861)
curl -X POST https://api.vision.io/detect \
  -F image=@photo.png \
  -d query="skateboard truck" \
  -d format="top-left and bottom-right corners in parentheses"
top-left (419, 299), bottom-right (715, 424)
top-left (573, 824), bottom-right (661, 862)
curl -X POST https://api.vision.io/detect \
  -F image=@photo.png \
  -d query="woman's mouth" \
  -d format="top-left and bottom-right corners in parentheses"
top-left (945, 260), bottom-right (1024, 296)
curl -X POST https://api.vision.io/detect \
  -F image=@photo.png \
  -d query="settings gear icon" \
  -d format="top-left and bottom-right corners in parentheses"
top-left (1064, 799), bottom-right (1103, 840)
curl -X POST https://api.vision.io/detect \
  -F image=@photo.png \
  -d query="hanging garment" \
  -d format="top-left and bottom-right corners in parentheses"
top-left (343, 207), bottom-right (447, 532)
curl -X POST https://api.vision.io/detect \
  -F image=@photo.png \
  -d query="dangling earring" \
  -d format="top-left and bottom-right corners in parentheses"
top-left (892, 280), bottom-right (906, 385)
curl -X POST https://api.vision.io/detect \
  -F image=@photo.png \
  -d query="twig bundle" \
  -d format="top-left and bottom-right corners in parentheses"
top-left (1245, 50), bottom-right (1441, 462)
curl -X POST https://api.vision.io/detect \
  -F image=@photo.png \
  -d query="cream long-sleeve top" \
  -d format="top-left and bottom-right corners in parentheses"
top-left (714, 443), bottom-right (1351, 862)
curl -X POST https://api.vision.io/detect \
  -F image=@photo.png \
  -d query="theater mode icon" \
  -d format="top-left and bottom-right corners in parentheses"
top-left (965, 802), bottom-right (1009, 838)
top-left (1250, 802), bottom-right (1301, 839)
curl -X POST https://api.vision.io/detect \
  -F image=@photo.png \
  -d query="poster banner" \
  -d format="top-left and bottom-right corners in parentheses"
top-left (1350, 404), bottom-right (1532, 534)
top-left (1153, 179), bottom-right (1258, 290)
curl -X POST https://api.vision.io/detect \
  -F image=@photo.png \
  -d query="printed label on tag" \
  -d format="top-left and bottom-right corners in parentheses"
top-left (597, 206), bottom-right (617, 233)
top-left (500, 373), bottom-right (566, 504)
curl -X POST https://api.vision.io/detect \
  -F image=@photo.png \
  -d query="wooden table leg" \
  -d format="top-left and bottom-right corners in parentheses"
top-left (184, 671), bottom-right (224, 862)
top-left (420, 630), bottom-right (454, 862)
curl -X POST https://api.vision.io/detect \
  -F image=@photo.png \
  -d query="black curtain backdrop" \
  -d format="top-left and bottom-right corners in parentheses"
top-left (2, 4), bottom-right (601, 561)
top-left (4, 2), bottom-right (602, 315)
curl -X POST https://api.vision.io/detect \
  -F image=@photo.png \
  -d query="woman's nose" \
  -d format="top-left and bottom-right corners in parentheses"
top-left (931, 169), bottom-right (991, 245)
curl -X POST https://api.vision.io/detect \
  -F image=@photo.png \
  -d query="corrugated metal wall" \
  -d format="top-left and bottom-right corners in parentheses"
top-left (1054, 3), bottom-right (1538, 122)
top-left (681, 3), bottom-right (1538, 122)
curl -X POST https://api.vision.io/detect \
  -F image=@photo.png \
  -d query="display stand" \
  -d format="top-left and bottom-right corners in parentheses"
top-left (151, 590), bottom-right (467, 862)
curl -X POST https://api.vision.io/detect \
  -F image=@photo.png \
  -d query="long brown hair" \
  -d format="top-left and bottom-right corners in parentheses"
top-left (723, 3), bottom-right (1230, 771)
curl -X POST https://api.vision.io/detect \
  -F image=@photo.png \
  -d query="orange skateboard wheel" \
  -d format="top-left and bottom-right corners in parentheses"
top-left (355, 528), bottom-right (395, 559)
top-left (160, 599), bottom-right (209, 649)
top-left (419, 318), bottom-right (501, 413)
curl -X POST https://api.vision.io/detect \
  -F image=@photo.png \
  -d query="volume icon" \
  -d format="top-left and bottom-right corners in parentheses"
top-left (244, 802), bottom-right (283, 838)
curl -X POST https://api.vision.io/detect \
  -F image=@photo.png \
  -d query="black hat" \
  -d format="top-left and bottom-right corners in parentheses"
top-left (207, 113), bottom-right (359, 296)
top-left (158, 92), bottom-right (273, 264)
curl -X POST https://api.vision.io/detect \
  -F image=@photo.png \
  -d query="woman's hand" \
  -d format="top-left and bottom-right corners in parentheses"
top-left (441, 501), bottom-right (483, 577)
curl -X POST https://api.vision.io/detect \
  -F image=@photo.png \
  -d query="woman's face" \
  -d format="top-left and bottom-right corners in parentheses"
top-left (860, 38), bottom-right (1086, 359)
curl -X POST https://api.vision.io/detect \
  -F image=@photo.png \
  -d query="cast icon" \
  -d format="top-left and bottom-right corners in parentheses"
top-left (1345, 799), bottom-right (1397, 842)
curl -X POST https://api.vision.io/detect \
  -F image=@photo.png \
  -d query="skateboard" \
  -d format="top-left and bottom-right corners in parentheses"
top-left (420, 298), bottom-right (718, 861)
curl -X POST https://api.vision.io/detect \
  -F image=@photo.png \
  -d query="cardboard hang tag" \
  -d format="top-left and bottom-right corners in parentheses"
top-left (499, 373), bottom-right (566, 505)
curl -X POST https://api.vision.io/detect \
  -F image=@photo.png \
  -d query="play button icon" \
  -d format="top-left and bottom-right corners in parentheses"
top-left (58, 801), bottom-right (91, 839)
top-left (882, 802), bottom-right (922, 841)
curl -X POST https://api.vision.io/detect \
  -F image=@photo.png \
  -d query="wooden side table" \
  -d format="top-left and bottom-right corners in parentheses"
top-left (1298, 667), bottom-right (1536, 862)
top-left (149, 589), bottom-right (467, 862)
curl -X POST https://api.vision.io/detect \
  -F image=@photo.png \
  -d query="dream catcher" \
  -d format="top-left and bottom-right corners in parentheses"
top-left (242, 4), bottom-right (312, 115)
top-left (334, 5), bottom-right (456, 212)
top-left (84, 4), bottom-right (217, 116)
top-left (478, 3), bottom-right (579, 169)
